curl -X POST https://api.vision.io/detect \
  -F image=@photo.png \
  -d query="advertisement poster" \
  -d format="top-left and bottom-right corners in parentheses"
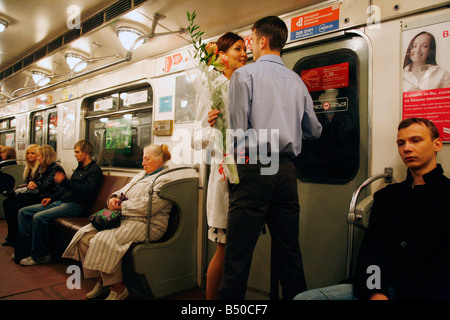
top-left (402, 19), bottom-right (450, 142)
top-left (301, 62), bottom-right (349, 113)
top-left (16, 114), bottom-right (27, 150)
top-left (61, 102), bottom-right (76, 149)
top-left (5, 133), bottom-right (14, 147)
top-left (105, 118), bottom-right (132, 153)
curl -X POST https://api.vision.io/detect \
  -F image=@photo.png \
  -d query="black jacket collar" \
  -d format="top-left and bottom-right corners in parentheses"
top-left (405, 164), bottom-right (445, 187)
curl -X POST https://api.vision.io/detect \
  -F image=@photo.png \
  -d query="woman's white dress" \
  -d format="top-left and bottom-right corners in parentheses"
top-left (192, 74), bottom-right (230, 243)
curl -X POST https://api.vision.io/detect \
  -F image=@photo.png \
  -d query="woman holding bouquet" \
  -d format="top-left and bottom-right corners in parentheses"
top-left (193, 32), bottom-right (248, 299)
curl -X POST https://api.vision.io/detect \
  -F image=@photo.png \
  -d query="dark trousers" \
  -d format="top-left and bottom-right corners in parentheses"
top-left (3, 196), bottom-right (38, 243)
top-left (219, 160), bottom-right (307, 300)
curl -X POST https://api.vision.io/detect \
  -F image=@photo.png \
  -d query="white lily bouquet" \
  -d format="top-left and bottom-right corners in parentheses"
top-left (186, 11), bottom-right (239, 184)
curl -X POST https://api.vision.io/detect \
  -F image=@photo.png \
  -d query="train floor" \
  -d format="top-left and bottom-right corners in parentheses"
top-left (0, 219), bottom-right (205, 300)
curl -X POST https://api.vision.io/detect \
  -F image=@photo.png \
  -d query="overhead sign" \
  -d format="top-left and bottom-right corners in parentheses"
top-left (163, 50), bottom-right (190, 74)
top-left (290, 4), bottom-right (340, 41)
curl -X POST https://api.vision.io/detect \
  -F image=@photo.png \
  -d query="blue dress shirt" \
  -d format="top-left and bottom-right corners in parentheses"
top-left (228, 54), bottom-right (322, 158)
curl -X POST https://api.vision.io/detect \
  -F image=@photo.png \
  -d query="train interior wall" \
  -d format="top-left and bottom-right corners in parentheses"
top-left (0, 0), bottom-right (449, 299)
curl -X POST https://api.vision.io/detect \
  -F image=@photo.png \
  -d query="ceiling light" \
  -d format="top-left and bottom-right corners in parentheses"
top-left (0, 18), bottom-right (8, 33)
top-left (116, 26), bottom-right (145, 51)
top-left (31, 71), bottom-right (51, 87)
top-left (65, 52), bottom-right (88, 72)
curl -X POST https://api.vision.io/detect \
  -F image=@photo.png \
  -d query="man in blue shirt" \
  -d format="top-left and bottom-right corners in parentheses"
top-left (217, 16), bottom-right (322, 300)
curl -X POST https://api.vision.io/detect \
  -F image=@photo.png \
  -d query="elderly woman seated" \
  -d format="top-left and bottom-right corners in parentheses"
top-left (62, 144), bottom-right (173, 300)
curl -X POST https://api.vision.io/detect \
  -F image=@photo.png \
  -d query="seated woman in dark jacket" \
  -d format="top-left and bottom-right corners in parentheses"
top-left (0, 146), bottom-right (17, 167)
top-left (0, 146), bottom-right (18, 193)
top-left (2, 145), bottom-right (64, 246)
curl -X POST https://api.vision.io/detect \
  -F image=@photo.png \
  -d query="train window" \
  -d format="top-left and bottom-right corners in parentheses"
top-left (0, 117), bottom-right (16, 147)
top-left (85, 84), bottom-right (153, 169)
top-left (91, 95), bottom-right (119, 113)
top-left (174, 75), bottom-right (196, 123)
top-left (0, 120), bottom-right (9, 130)
top-left (87, 86), bottom-right (152, 115)
top-left (31, 108), bottom-right (58, 152)
top-left (32, 114), bottom-right (45, 146)
top-left (121, 87), bottom-right (153, 108)
top-left (293, 49), bottom-right (359, 184)
top-left (48, 112), bottom-right (58, 152)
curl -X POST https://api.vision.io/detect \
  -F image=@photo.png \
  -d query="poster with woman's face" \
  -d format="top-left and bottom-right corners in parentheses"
top-left (402, 20), bottom-right (450, 142)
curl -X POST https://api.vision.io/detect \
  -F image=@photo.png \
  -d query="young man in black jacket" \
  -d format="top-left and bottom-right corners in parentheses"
top-left (294, 118), bottom-right (450, 300)
top-left (17, 140), bottom-right (103, 266)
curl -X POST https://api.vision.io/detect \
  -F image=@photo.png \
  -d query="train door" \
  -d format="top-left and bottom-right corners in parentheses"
top-left (31, 108), bottom-right (58, 152)
top-left (246, 33), bottom-right (370, 297)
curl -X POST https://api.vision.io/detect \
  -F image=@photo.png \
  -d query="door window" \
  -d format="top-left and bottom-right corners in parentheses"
top-left (293, 49), bottom-right (360, 184)
top-left (32, 114), bottom-right (45, 146)
top-left (48, 112), bottom-right (58, 152)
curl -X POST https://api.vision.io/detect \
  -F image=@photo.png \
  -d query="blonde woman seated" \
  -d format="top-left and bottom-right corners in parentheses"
top-left (22, 144), bottom-right (41, 185)
top-left (2, 144), bottom-right (41, 246)
top-left (62, 144), bottom-right (173, 300)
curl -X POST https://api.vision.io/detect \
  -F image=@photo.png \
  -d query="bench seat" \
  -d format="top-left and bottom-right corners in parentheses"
top-left (48, 167), bottom-right (199, 299)
top-left (49, 174), bottom-right (132, 257)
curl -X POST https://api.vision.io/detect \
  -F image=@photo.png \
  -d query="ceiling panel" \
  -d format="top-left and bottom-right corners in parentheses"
top-left (0, 0), bottom-right (328, 101)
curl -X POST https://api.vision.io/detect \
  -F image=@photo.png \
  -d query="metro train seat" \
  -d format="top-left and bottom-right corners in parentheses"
top-left (123, 172), bottom-right (199, 298)
top-left (50, 167), bottom-right (199, 299)
top-left (50, 174), bottom-right (132, 256)
top-left (354, 195), bottom-right (373, 230)
top-left (346, 168), bottom-right (392, 279)
top-left (0, 163), bottom-right (26, 219)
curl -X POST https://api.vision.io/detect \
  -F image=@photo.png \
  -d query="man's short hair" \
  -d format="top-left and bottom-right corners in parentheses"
top-left (252, 16), bottom-right (288, 52)
top-left (74, 139), bottom-right (94, 156)
top-left (398, 117), bottom-right (440, 140)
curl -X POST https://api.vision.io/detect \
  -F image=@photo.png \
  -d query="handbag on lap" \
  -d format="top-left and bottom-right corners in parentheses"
top-left (89, 193), bottom-right (128, 231)
top-left (89, 208), bottom-right (122, 231)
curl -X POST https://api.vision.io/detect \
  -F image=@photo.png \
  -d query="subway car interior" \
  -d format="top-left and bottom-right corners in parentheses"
top-left (0, 0), bottom-right (449, 304)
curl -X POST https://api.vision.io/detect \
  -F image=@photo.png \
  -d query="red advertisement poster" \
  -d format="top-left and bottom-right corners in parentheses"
top-left (300, 62), bottom-right (349, 92)
top-left (402, 20), bottom-right (450, 142)
top-left (403, 88), bottom-right (450, 141)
